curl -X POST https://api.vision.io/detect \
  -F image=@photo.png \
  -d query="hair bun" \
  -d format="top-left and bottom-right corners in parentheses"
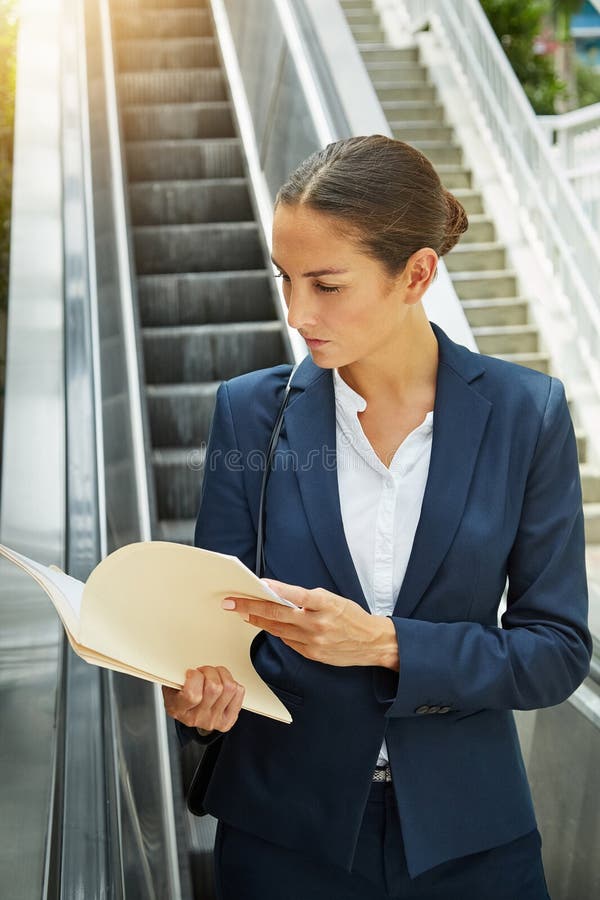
top-left (438, 190), bottom-right (469, 256)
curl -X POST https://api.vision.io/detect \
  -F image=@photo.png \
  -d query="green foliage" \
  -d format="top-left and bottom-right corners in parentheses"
top-left (0, 0), bottom-right (18, 316)
top-left (480, 0), bottom-right (569, 113)
top-left (576, 60), bottom-right (600, 107)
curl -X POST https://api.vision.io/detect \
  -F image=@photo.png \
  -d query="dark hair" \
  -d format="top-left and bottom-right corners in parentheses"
top-left (274, 134), bottom-right (468, 280)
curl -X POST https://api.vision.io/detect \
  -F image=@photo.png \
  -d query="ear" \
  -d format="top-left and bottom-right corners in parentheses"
top-left (404, 248), bottom-right (439, 297)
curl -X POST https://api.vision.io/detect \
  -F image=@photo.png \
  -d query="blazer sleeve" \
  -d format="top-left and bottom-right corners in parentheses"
top-left (373, 375), bottom-right (593, 718)
top-left (176, 380), bottom-right (258, 749)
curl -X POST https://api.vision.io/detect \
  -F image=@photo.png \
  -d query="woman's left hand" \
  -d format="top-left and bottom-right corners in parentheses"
top-left (221, 578), bottom-right (399, 670)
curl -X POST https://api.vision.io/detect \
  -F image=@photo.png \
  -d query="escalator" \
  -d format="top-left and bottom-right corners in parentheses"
top-left (110, 1), bottom-right (291, 894)
top-left (111, 0), bottom-right (288, 549)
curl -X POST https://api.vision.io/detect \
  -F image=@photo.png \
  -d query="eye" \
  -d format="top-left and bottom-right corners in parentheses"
top-left (273, 271), bottom-right (341, 294)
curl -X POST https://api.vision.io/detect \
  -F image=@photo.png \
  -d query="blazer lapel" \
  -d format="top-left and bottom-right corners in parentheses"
top-left (283, 320), bottom-right (492, 620)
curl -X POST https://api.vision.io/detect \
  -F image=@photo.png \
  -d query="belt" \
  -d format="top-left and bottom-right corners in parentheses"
top-left (372, 764), bottom-right (392, 782)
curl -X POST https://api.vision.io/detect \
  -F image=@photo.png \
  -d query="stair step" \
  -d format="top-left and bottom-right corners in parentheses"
top-left (375, 83), bottom-right (437, 103)
top-left (451, 270), bottom-right (518, 300)
top-left (390, 121), bottom-right (454, 142)
top-left (581, 465), bottom-right (600, 503)
top-left (156, 518), bottom-right (196, 545)
top-left (341, 0), bottom-right (376, 9)
top-left (152, 446), bottom-right (206, 520)
top-left (349, 24), bottom-right (386, 42)
top-left (461, 298), bottom-right (529, 327)
top-left (132, 222), bottom-right (264, 275)
top-left (112, 8), bottom-right (211, 39)
top-left (117, 69), bottom-right (226, 105)
top-left (122, 101), bottom-right (234, 141)
top-left (459, 214), bottom-right (496, 244)
top-left (125, 138), bottom-right (244, 181)
top-left (359, 45), bottom-right (420, 64)
top-left (489, 352), bottom-right (551, 375)
top-left (444, 242), bottom-right (506, 272)
top-left (366, 62), bottom-right (428, 84)
top-left (380, 99), bottom-right (445, 121)
top-left (344, 10), bottom-right (380, 26)
top-left (147, 382), bottom-right (220, 447)
top-left (451, 188), bottom-right (485, 215)
top-left (115, 36), bottom-right (218, 72)
top-left (128, 178), bottom-right (253, 226)
top-left (471, 324), bottom-right (539, 355)
top-left (406, 139), bottom-right (463, 166)
top-left (435, 164), bottom-right (472, 189)
top-left (575, 428), bottom-right (588, 464)
top-left (141, 321), bottom-right (285, 384)
top-left (137, 270), bottom-right (275, 327)
top-left (584, 504), bottom-right (600, 543)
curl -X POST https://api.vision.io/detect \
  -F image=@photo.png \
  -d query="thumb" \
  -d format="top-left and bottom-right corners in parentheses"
top-left (260, 578), bottom-right (317, 609)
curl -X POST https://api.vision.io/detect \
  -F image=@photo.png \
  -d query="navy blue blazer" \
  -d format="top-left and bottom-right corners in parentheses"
top-left (176, 319), bottom-right (592, 878)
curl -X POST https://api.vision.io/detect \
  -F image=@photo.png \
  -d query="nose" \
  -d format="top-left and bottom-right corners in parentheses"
top-left (284, 285), bottom-right (319, 332)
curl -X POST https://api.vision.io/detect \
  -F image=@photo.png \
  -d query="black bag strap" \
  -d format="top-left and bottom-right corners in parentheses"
top-left (255, 361), bottom-right (301, 578)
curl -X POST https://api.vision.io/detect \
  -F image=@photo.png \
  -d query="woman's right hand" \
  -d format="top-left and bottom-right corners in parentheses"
top-left (162, 665), bottom-right (245, 734)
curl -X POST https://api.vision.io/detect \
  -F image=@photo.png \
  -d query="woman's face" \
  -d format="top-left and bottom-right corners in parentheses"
top-left (271, 202), bottom-right (424, 369)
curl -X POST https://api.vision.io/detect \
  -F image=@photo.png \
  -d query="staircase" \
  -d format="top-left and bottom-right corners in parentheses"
top-left (111, 0), bottom-right (287, 554)
top-left (340, 0), bottom-right (600, 544)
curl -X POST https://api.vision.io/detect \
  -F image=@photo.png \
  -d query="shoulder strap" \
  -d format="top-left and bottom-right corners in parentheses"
top-left (255, 361), bottom-right (301, 577)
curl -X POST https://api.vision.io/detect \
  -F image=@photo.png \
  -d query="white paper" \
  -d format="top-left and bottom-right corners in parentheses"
top-left (0, 545), bottom-right (85, 619)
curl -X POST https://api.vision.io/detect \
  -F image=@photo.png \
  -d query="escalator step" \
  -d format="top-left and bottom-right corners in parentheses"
top-left (112, 8), bottom-right (211, 39)
top-left (117, 68), bottom-right (226, 105)
top-left (137, 270), bottom-right (275, 327)
top-left (121, 101), bottom-right (235, 141)
top-left (128, 178), bottom-right (253, 226)
top-left (146, 382), bottom-right (221, 447)
top-left (115, 36), bottom-right (218, 71)
top-left (142, 321), bottom-right (285, 383)
top-left (132, 222), bottom-right (264, 275)
top-left (125, 137), bottom-right (244, 180)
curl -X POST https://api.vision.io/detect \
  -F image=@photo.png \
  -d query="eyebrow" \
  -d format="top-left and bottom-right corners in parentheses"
top-left (270, 256), bottom-right (349, 278)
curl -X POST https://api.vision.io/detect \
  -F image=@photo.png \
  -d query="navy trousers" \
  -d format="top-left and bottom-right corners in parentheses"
top-left (213, 780), bottom-right (551, 899)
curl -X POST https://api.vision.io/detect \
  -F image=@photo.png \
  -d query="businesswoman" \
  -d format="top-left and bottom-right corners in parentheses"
top-left (163, 135), bottom-right (592, 899)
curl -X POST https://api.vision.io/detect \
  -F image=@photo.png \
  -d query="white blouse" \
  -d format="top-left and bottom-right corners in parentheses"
top-left (332, 367), bottom-right (434, 766)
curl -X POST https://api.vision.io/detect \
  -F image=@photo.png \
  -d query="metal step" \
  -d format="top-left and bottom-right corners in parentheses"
top-left (147, 382), bottom-right (220, 448)
top-left (141, 321), bottom-right (285, 385)
top-left (137, 270), bottom-right (275, 327)
top-left (125, 137), bottom-right (244, 180)
top-left (121, 101), bottom-right (235, 141)
top-left (457, 214), bottom-right (496, 244)
top-left (132, 222), bottom-right (264, 275)
top-left (584, 504), bottom-right (600, 543)
top-left (344, 10), bottom-right (380, 26)
top-left (359, 44), bottom-right (420, 64)
top-left (451, 188), bottom-right (485, 215)
top-left (117, 68), bottom-right (226, 105)
top-left (350, 24), bottom-right (386, 43)
top-left (435, 164), bottom-right (472, 189)
top-left (112, 8), bottom-right (211, 39)
top-left (580, 465), bottom-right (600, 504)
top-left (115, 36), bottom-right (218, 71)
top-left (128, 178), bottom-right (253, 226)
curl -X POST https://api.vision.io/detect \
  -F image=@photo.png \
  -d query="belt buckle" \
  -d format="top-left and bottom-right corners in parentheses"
top-left (372, 764), bottom-right (392, 782)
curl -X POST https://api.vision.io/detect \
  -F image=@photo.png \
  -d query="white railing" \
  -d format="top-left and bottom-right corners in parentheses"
top-left (539, 104), bottom-right (600, 231)
top-left (402, 0), bottom-right (600, 392)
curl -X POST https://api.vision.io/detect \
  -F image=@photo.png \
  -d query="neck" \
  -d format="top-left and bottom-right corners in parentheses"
top-left (337, 310), bottom-right (439, 408)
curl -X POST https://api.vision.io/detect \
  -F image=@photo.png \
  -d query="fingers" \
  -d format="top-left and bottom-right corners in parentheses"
top-left (162, 665), bottom-right (245, 734)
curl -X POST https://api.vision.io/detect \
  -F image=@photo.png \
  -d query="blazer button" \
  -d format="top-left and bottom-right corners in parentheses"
top-left (415, 705), bottom-right (430, 714)
top-left (438, 706), bottom-right (452, 714)
top-left (427, 705), bottom-right (441, 714)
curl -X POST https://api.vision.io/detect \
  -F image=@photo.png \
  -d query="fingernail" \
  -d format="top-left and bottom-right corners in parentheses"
top-left (221, 598), bottom-right (236, 610)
